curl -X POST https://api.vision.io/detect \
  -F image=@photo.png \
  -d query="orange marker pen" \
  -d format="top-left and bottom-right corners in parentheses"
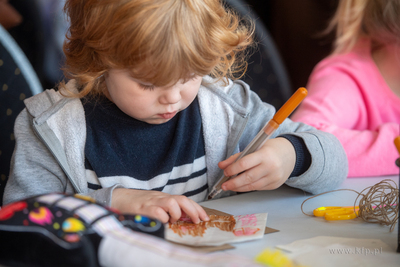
top-left (394, 136), bottom-right (400, 253)
top-left (394, 136), bottom-right (400, 155)
top-left (207, 87), bottom-right (308, 200)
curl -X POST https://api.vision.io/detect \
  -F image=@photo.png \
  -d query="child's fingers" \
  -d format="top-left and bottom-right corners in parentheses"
top-left (172, 196), bottom-right (202, 224)
top-left (227, 177), bottom-right (265, 192)
top-left (193, 203), bottom-right (210, 222)
top-left (223, 164), bottom-right (287, 192)
top-left (218, 152), bottom-right (241, 169)
top-left (230, 176), bottom-right (281, 192)
top-left (256, 179), bottom-right (284, 190)
top-left (159, 198), bottom-right (182, 223)
top-left (222, 166), bottom-right (264, 191)
top-left (222, 154), bottom-right (261, 181)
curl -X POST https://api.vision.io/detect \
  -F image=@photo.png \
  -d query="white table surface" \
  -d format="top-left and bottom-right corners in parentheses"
top-left (200, 175), bottom-right (400, 262)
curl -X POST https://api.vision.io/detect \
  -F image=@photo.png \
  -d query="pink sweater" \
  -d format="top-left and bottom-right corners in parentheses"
top-left (292, 39), bottom-right (400, 177)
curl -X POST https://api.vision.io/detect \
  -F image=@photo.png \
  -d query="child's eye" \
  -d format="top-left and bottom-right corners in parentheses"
top-left (139, 84), bottom-right (155, 90)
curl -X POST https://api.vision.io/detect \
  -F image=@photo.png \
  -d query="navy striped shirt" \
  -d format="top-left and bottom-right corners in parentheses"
top-left (81, 95), bottom-right (208, 202)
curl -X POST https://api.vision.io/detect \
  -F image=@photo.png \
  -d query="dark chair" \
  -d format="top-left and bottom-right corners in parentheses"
top-left (0, 24), bottom-right (43, 206)
top-left (7, 0), bottom-right (48, 88)
top-left (225, 0), bottom-right (292, 109)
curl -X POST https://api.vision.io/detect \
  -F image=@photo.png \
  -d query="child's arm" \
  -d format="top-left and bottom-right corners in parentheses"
top-left (294, 106), bottom-right (399, 177)
top-left (208, 79), bottom-right (348, 195)
top-left (111, 188), bottom-right (210, 224)
top-left (3, 109), bottom-right (75, 205)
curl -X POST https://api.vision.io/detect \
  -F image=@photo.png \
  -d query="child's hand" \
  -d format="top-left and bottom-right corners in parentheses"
top-left (218, 137), bottom-right (296, 192)
top-left (111, 188), bottom-right (210, 224)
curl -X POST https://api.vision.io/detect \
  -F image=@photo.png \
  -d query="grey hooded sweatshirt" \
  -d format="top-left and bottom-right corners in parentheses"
top-left (3, 76), bottom-right (348, 206)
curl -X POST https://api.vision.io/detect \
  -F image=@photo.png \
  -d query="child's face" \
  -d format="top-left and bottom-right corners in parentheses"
top-left (104, 69), bottom-right (202, 124)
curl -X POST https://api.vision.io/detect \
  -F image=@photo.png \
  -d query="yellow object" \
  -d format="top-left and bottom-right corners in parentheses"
top-left (255, 249), bottom-right (296, 267)
top-left (313, 206), bottom-right (359, 220)
top-left (74, 194), bottom-right (96, 202)
top-left (62, 217), bottom-right (86, 232)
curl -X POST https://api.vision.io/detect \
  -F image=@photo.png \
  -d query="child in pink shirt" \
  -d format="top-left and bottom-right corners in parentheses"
top-left (292, 0), bottom-right (400, 177)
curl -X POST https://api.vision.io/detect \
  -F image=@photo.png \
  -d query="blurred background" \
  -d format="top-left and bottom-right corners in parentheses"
top-left (2, 0), bottom-right (339, 92)
top-left (245, 0), bottom-right (338, 90)
top-left (2, 0), bottom-right (67, 90)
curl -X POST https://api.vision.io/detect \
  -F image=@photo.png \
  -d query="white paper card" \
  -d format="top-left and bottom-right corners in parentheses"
top-left (165, 213), bottom-right (268, 246)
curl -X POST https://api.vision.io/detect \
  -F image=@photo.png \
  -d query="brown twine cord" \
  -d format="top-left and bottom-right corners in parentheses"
top-left (301, 179), bottom-right (399, 232)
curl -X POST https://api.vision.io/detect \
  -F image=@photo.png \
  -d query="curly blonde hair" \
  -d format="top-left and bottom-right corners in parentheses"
top-left (327, 0), bottom-right (400, 54)
top-left (61, 0), bottom-right (254, 97)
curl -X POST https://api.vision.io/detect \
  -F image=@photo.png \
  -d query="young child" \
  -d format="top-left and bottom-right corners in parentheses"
top-left (292, 0), bottom-right (400, 177)
top-left (4, 0), bottom-right (348, 224)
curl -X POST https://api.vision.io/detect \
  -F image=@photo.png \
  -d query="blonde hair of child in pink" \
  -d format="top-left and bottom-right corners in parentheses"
top-left (328, 0), bottom-right (400, 54)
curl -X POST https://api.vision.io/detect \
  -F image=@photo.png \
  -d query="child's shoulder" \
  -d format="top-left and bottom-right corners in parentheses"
top-left (314, 38), bottom-right (373, 75)
top-left (200, 75), bottom-right (239, 94)
top-left (24, 80), bottom-right (81, 119)
top-left (199, 75), bottom-right (265, 114)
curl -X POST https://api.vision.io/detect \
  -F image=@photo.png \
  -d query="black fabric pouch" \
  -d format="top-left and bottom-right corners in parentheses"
top-left (0, 193), bottom-right (164, 267)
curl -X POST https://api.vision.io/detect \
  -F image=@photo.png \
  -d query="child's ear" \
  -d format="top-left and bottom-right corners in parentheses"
top-left (0, 0), bottom-right (23, 30)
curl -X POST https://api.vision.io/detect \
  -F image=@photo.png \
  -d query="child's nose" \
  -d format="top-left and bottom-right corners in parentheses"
top-left (161, 86), bottom-right (181, 104)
